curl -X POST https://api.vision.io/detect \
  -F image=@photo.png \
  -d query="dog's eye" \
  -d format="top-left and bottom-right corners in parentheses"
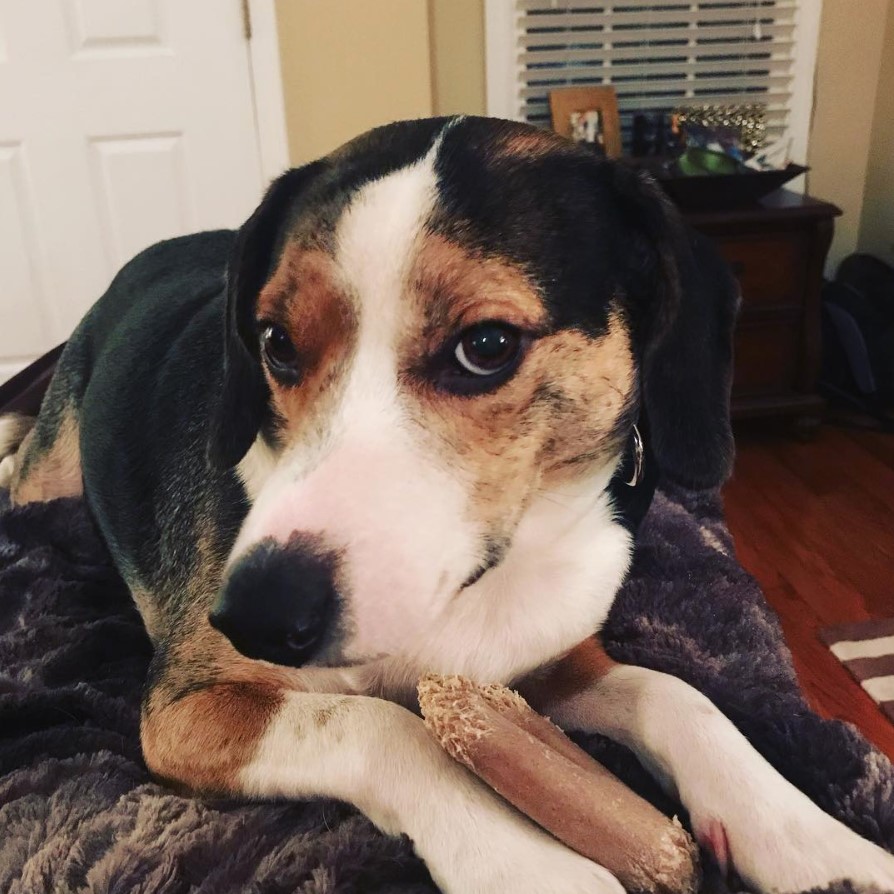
top-left (261, 324), bottom-right (300, 378)
top-left (428, 322), bottom-right (529, 396)
top-left (454, 324), bottom-right (521, 376)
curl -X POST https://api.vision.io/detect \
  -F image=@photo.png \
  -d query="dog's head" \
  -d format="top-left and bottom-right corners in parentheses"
top-left (207, 117), bottom-right (737, 674)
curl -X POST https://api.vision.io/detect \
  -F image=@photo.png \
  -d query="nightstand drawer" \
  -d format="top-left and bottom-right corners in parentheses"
top-left (732, 320), bottom-right (801, 396)
top-left (718, 233), bottom-right (809, 308)
top-left (687, 191), bottom-right (840, 424)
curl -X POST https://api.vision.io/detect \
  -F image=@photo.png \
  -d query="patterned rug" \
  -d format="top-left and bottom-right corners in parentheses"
top-left (821, 618), bottom-right (894, 724)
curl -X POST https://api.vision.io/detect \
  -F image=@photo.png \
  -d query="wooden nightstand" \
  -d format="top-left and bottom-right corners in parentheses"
top-left (685, 191), bottom-right (841, 429)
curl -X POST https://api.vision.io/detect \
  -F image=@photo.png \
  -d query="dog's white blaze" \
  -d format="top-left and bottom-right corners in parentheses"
top-left (321, 139), bottom-right (482, 658)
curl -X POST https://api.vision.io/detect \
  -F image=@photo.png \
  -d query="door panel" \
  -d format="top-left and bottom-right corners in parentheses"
top-left (0, 0), bottom-right (264, 377)
top-left (90, 133), bottom-right (193, 269)
top-left (68, 0), bottom-right (163, 52)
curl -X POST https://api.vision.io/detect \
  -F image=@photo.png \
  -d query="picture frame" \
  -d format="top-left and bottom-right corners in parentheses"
top-left (549, 86), bottom-right (622, 159)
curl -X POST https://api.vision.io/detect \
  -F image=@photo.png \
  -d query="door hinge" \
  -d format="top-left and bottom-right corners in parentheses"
top-left (241, 0), bottom-right (252, 40)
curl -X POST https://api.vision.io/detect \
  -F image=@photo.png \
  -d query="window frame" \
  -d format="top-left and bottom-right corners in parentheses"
top-left (484, 0), bottom-right (822, 177)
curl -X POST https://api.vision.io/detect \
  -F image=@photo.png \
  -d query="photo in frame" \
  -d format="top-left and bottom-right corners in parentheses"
top-left (549, 86), bottom-right (622, 158)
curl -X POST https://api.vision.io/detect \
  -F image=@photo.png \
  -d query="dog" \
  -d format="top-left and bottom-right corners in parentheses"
top-left (2, 117), bottom-right (893, 894)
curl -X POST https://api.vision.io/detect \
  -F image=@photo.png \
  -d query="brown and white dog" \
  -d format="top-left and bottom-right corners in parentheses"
top-left (2, 117), bottom-right (893, 893)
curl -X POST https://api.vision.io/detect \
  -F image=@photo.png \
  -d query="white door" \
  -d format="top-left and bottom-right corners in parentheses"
top-left (0, 0), bottom-right (266, 381)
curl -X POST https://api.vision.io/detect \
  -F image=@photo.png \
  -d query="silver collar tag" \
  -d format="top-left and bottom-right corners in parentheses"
top-left (625, 424), bottom-right (644, 487)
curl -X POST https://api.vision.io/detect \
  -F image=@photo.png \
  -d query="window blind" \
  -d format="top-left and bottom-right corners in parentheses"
top-left (511, 0), bottom-right (800, 151)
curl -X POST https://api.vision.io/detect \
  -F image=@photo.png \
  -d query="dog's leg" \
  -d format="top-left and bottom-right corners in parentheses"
top-left (141, 636), bottom-right (622, 894)
top-left (8, 405), bottom-right (82, 505)
top-left (3, 337), bottom-right (91, 505)
top-left (526, 638), bottom-right (894, 894)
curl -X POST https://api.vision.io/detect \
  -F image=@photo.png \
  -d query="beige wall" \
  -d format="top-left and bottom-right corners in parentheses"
top-left (429, 0), bottom-right (486, 117)
top-left (808, 0), bottom-right (889, 271)
top-left (859, 2), bottom-right (894, 267)
top-left (275, 0), bottom-right (433, 165)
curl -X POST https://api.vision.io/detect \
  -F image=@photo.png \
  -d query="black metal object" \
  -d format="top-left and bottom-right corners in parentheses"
top-left (654, 163), bottom-right (808, 211)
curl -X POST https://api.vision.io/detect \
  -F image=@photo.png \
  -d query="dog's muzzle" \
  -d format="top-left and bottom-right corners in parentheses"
top-left (210, 536), bottom-right (340, 667)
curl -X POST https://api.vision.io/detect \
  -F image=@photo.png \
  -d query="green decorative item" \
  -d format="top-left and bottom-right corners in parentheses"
top-left (676, 148), bottom-right (744, 177)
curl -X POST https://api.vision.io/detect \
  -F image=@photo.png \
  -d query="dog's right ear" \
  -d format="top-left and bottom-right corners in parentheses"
top-left (606, 164), bottom-right (739, 489)
top-left (208, 163), bottom-right (326, 470)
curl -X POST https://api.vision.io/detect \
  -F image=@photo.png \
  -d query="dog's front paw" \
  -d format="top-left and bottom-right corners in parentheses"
top-left (690, 795), bottom-right (894, 893)
top-left (423, 811), bottom-right (623, 894)
top-left (446, 840), bottom-right (623, 894)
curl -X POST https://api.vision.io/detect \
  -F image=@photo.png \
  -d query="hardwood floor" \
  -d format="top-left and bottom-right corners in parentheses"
top-left (723, 423), bottom-right (894, 759)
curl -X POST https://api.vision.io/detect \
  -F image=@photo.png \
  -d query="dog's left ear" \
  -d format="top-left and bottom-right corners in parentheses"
top-left (208, 163), bottom-right (326, 470)
top-left (610, 166), bottom-right (740, 489)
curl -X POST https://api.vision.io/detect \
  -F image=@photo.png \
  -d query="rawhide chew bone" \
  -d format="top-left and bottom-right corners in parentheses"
top-left (417, 674), bottom-right (700, 894)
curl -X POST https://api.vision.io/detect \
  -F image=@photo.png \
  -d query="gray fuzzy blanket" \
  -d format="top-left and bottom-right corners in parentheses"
top-left (1, 487), bottom-right (892, 894)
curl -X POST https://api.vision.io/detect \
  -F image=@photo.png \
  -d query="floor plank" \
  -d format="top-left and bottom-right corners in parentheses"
top-left (723, 424), bottom-right (894, 759)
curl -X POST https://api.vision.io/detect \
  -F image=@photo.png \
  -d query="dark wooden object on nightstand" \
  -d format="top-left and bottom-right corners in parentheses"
top-left (684, 191), bottom-right (841, 429)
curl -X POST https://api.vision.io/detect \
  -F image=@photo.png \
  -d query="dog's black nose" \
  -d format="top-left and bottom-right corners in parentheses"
top-left (209, 537), bottom-right (338, 667)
